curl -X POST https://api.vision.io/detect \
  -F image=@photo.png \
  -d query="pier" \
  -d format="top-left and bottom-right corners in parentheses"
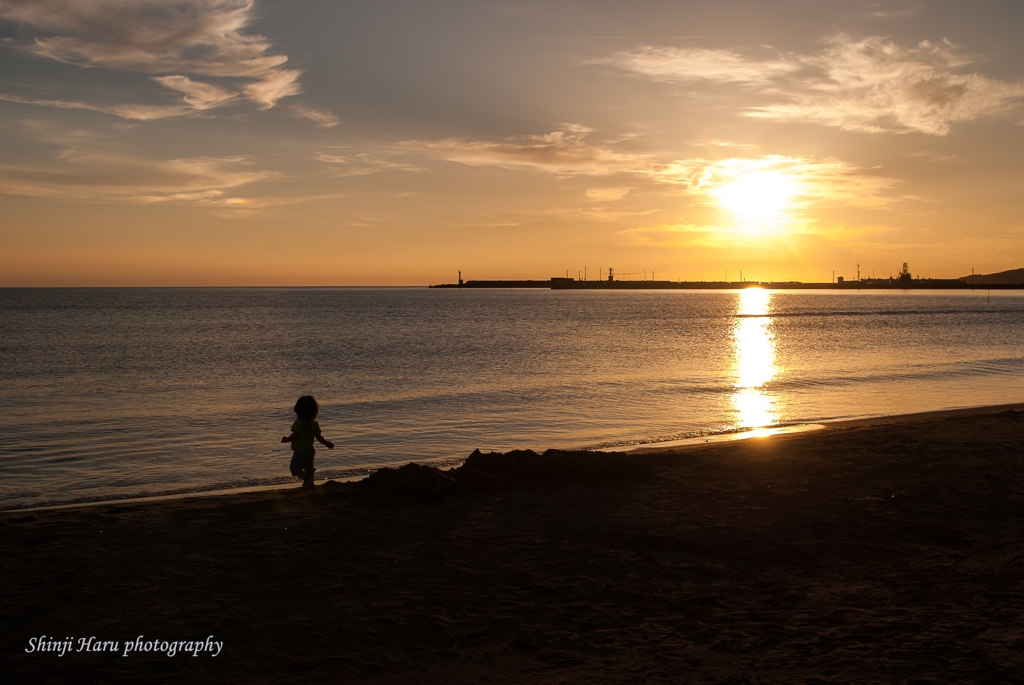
top-left (430, 278), bottom-right (1024, 290)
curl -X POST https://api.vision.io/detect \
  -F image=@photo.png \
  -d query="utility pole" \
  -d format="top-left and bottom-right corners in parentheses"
top-left (857, 264), bottom-right (860, 281)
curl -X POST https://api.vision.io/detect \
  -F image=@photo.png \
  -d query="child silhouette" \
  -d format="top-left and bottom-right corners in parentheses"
top-left (282, 395), bottom-right (334, 489)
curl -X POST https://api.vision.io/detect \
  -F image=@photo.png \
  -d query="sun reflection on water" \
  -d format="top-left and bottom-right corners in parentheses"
top-left (733, 288), bottom-right (778, 428)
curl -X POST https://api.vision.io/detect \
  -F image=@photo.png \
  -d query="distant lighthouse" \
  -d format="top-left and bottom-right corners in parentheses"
top-left (458, 270), bottom-right (463, 286)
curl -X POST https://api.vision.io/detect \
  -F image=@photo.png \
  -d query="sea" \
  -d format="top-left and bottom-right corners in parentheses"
top-left (1, 287), bottom-right (1022, 510)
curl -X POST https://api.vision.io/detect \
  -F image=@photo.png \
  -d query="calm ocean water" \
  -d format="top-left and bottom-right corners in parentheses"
top-left (1, 287), bottom-right (1022, 509)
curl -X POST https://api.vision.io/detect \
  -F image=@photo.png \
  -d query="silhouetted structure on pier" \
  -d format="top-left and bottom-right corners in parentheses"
top-left (430, 265), bottom-right (1024, 290)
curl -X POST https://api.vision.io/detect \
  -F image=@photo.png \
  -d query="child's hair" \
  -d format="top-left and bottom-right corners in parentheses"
top-left (294, 395), bottom-right (319, 421)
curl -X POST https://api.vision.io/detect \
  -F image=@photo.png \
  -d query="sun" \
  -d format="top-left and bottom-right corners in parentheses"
top-left (711, 170), bottom-right (800, 224)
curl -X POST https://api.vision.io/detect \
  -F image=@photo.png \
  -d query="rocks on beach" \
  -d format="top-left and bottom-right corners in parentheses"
top-left (357, 448), bottom-right (656, 499)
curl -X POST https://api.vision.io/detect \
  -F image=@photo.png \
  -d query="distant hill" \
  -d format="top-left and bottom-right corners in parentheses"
top-left (958, 268), bottom-right (1024, 285)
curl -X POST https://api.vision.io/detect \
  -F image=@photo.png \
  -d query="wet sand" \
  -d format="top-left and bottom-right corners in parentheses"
top-left (3, 407), bottom-right (1024, 683)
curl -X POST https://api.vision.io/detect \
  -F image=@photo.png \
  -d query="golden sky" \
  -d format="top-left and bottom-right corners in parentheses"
top-left (1, 0), bottom-right (1023, 285)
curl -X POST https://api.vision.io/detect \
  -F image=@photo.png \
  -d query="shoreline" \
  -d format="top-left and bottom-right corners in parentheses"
top-left (632, 400), bottom-right (1024, 455)
top-left (4, 401), bottom-right (1023, 515)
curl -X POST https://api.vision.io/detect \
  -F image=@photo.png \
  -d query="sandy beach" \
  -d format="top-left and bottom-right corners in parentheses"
top-left (3, 406), bottom-right (1024, 683)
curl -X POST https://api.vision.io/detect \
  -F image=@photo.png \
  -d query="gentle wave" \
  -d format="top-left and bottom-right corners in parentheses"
top-left (736, 308), bottom-right (1023, 318)
top-left (2, 288), bottom-right (1023, 509)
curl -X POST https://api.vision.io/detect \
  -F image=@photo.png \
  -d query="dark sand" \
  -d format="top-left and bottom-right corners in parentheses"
top-left (3, 409), bottom-right (1024, 683)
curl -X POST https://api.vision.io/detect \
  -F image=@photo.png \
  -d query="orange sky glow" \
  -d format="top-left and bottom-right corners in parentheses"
top-left (1, 0), bottom-right (1023, 286)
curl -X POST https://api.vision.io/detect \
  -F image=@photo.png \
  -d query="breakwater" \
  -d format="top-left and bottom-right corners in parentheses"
top-left (430, 278), bottom-right (1024, 290)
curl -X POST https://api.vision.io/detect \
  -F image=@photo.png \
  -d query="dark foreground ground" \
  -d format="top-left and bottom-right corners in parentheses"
top-left (3, 410), bottom-right (1024, 683)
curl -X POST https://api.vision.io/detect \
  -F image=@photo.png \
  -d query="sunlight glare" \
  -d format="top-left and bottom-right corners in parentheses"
top-left (732, 288), bottom-right (779, 428)
top-left (712, 170), bottom-right (799, 224)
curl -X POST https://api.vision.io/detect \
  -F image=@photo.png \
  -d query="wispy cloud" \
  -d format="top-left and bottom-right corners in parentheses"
top-left (473, 205), bottom-right (659, 225)
top-left (749, 35), bottom-right (1024, 135)
top-left (290, 104), bottom-right (340, 128)
top-left (904, 150), bottom-right (962, 162)
top-left (0, 149), bottom-right (270, 202)
top-left (153, 75), bottom-right (237, 110)
top-left (620, 219), bottom-right (891, 249)
top-left (584, 187), bottom-right (632, 201)
top-left (243, 67), bottom-right (301, 110)
top-left (648, 155), bottom-right (896, 208)
top-left (130, 190), bottom-right (354, 219)
top-left (407, 125), bottom-right (648, 176)
top-left (315, 151), bottom-right (425, 176)
top-left (0, 93), bottom-right (188, 120)
top-left (861, 4), bottom-right (917, 20)
top-left (0, 0), bottom-right (301, 116)
top-left (607, 33), bottom-right (1024, 135)
top-left (618, 223), bottom-right (734, 248)
top-left (407, 127), bottom-right (894, 210)
top-left (601, 46), bottom-right (799, 85)
top-left (613, 155), bottom-right (901, 247)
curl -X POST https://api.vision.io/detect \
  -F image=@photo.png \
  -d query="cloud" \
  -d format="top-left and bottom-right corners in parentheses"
top-left (602, 46), bottom-right (799, 85)
top-left (749, 35), bottom-right (1024, 134)
top-left (408, 125), bottom-right (648, 176)
top-left (607, 33), bottom-right (1024, 135)
top-left (0, 0), bottom-right (301, 114)
top-left (129, 190), bottom-right (353, 218)
top-left (648, 155), bottom-right (897, 209)
top-left (465, 205), bottom-right (658, 226)
top-left (244, 68), bottom-right (301, 109)
top-left (290, 104), bottom-right (340, 128)
top-left (0, 93), bottom-right (188, 120)
top-left (904, 150), bottom-right (962, 162)
top-left (406, 124), bottom-right (897, 216)
top-left (584, 187), bottom-right (632, 201)
top-left (620, 219), bottom-right (890, 249)
top-left (315, 151), bottom-right (426, 175)
top-left (863, 6), bottom-right (917, 20)
top-left (618, 223), bottom-right (734, 248)
top-left (577, 206), bottom-right (657, 223)
top-left (411, 125), bottom-right (893, 209)
top-left (153, 75), bottom-right (237, 110)
top-left (0, 149), bottom-right (271, 202)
